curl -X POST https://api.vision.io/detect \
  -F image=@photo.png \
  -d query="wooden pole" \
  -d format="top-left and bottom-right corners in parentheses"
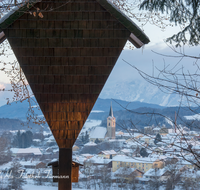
top-left (59, 148), bottom-right (72, 190)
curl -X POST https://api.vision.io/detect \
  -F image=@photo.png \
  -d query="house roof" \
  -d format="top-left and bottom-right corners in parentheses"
top-left (144, 168), bottom-right (167, 177)
top-left (0, 0), bottom-right (150, 47)
top-left (84, 141), bottom-right (97, 146)
top-left (10, 147), bottom-right (42, 155)
top-left (99, 150), bottom-right (117, 155)
top-left (112, 155), bottom-right (157, 163)
top-left (90, 127), bottom-right (107, 139)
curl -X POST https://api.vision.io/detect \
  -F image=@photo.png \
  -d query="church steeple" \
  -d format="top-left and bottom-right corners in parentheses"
top-left (109, 102), bottom-right (114, 117)
top-left (107, 102), bottom-right (115, 139)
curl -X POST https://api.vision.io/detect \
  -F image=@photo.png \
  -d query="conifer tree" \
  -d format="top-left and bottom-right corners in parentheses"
top-left (154, 133), bottom-right (162, 145)
top-left (140, 0), bottom-right (200, 46)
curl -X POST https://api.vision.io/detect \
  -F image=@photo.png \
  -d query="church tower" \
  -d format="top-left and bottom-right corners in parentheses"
top-left (107, 103), bottom-right (116, 139)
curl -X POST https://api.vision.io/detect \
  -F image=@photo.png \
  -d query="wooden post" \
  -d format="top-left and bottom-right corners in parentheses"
top-left (59, 148), bottom-right (72, 190)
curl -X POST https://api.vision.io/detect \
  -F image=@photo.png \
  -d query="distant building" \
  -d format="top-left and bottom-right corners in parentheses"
top-left (89, 127), bottom-right (107, 142)
top-left (106, 103), bottom-right (116, 139)
top-left (89, 102), bottom-right (116, 142)
top-left (112, 155), bottom-right (157, 172)
top-left (144, 126), bottom-right (168, 135)
top-left (98, 150), bottom-right (117, 159)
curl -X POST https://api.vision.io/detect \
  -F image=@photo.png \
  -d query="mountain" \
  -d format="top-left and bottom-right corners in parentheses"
top-left (99, 80), bottom-right (181, 107)
top-left (0, 96), bottom-right (163, 121)
top-left (92, 98), bottom-right (164, 112)
top-left (0, 97), bottom-right (43, 121)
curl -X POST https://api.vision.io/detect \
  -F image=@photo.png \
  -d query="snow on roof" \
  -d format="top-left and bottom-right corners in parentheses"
top-left (86, 155), bottom-right (112, 164)
top-left (33, 139), bottom-right (41, 142)
top-left (177, 160), bottom-right (192, 165)
top-left (20, 160), bottom-right (42, 166)
top-left (11, 148), bottom-right (42, 155)
top-left (99, 150), bottom-right (116, 155)
top-left (10, 148), bottom-right (19, 154)
top-left (90, 126), bottom-right (107, 139)
top-left (114, 167), bottom-right (136, 175)
top-left (109, 139), bottom-right (126, 142)
top-left (84, 141), bottom-right (97, 146)
top-left (153, 127), bottom-right (160, 130)
top-left (81, 154), bottom-right (94, 157)
top-left (10, 130), bottom-right (26, 134)
top-left (120, 149), bottom-right (131, 153)
top-left (144, 168), bottom-right (167, 177)
top-left (73, 156), bottom-right (87, 165)
top-left (112, 155), bottom-right (157, 163)
top-left (43, 131), bottom-right (52, 136)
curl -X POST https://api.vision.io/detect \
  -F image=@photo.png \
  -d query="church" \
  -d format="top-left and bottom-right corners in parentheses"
top-left (106, 103), bottom-right (116, 139)
top-left (90, 103), bottom-right (116, 142)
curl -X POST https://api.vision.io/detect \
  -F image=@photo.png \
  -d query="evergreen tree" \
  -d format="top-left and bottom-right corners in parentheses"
top-left (140, 0), bottom-right (200, 46)
top-left (8, 160), bottom-right (26, 190)
top-left (94, 138), bottom-right (101, 144)
top-left (140, 148), bottom-right (148, 157)
top-left (13, 130), bottom-right (33, 148)
top-left (81, 131), bottom-right (89, 144)
top-left (85, 131), bottom-right (89, 144)
top-left (154, 133), bottom-right (162, 145)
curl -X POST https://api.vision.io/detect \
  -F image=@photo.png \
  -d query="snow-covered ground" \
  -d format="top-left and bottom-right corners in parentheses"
top-left (184, 114), bottom-right (200, 120)
top-left (80, 119), bottom-right (101, 133)
top-left (91, 110), bottom-right (104, 113)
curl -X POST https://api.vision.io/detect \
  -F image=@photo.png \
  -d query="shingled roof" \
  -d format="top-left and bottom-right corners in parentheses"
top-left (0, 0), bottom-right (149, 47)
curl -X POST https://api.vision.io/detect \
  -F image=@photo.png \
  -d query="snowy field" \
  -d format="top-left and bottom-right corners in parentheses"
top-left (91, 110), bottom-right (104, 113)
top-left (80, 119), bottom-right (101, 133)
top-left (185, 114), bottom-right (200, 120)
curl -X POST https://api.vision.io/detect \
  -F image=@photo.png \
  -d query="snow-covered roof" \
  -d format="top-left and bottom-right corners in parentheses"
top-left (33, 139), bottom-right (41, 142)
top-left (144, 168), bottom-right (167, 177)
top-left (109, 139), bottom-right (126, 142)
top-left (84, 141), bottom-right (97, 146)
top-left (10, 148), bottom-right (19, 154)
top-left (153, 127), bottom-right (160, 131)
top-left (114, 167), bottom-right (136, 175)
top-left (86, 155), bottom-right (112, 164)
top-left (11, 148), bottom-right (42, 155)
top-left (120, 149), bottom-right (131, 153)
top-left (112, 155), bottom-right (157, 163)
top-left (20, 160), bottom-right (43, 166)
top-left (90, 126), bottom-right (107, 139)
top-left (99, 150), bottom-right (116, 155)
top-left (81, 154), bottom-right (94, 157)
top-left (45, 135), bottom-right (55, 141)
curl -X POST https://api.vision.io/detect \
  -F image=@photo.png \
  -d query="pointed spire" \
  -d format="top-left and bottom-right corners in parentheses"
top-left (109, 102), bottom-right (113, 117)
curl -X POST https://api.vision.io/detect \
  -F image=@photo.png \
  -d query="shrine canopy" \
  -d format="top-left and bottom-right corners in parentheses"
top-left (0, 0), bottom-right (150, 149)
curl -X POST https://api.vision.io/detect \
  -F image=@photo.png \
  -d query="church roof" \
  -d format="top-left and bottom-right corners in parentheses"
top-left (109, 102), bottom-right (114, 117)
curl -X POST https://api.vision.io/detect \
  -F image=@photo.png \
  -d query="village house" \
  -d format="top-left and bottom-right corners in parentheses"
top-left (143, 168), bottom-right (170, 182)
top-left (113, 167), bottom-right (144, 182)
top-left (98, 150), bottom-right (117, 159)
top-left (112, 155), bottom-right (157, 172)
top-left (84, 155), bottom-right (112, 168)
top-left (10, 147), bottom-right (42, 158)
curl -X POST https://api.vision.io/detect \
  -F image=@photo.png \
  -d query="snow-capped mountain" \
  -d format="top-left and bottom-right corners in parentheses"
top-left (100, 80), bottom-right (181, 107)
